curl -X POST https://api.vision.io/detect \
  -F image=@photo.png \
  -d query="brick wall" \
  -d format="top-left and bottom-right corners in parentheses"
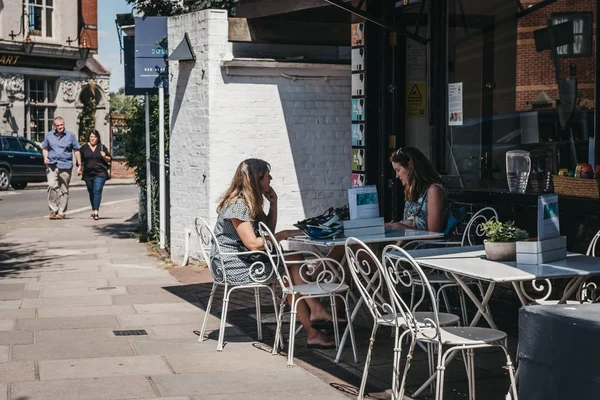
top-left (110, 160), bottom-right (134, 179)
top-left (168, 10), bottom-right (351, 263)
top-left (80, 0), bottom-right (98, 52)
top-left (516, 0), bottom-right (596, 110)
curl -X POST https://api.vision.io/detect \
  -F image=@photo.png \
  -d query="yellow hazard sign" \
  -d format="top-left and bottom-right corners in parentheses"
top-left (406, 82), bottom-right (426, 117)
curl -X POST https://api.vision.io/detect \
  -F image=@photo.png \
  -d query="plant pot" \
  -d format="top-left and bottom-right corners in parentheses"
top-left (484, 240), bottom-right (517, 261)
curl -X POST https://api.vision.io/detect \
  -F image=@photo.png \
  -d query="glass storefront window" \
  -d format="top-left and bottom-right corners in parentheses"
top-left (443, 0), bottom-right (596, 193)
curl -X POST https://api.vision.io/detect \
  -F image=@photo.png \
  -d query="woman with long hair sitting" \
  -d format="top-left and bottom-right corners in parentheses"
top-left (211, 158), bottom-right (337, 348)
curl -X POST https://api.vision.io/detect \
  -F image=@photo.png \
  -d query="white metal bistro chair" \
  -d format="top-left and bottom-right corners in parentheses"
top-left (381, 244), bottom-right (518, 400)
top-left (404, 207), bottom-right (499, 325)
top-left (258, 222), bottom-right (358, 367)
top-left (195, 217), bottom-right (280, 351)
top-left (343, 237), bottom-right (460, 400)
top-left (569, 229), bottom-right (600, 303)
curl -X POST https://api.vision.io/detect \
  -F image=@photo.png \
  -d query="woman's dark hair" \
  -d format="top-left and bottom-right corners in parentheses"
top-left (389, 147), bottom-right (442, 202)
top-left (86, 129), bottom-right (101, 143)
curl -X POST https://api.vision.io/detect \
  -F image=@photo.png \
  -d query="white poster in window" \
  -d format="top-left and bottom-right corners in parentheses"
top-left (348, 185), bottom-right (380, 220)
top-left (352, 73), bottom-right (365, 96)
top-left (448, 82), bottom-right (463, 126)
top-left (537, 194), bottom-right (560, 241)
top-left (351, 48), bottom-right (365, 72)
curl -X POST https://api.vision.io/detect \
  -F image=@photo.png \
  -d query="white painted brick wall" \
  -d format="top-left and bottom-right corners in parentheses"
top-left (168, 10), bottom-right (351, 263)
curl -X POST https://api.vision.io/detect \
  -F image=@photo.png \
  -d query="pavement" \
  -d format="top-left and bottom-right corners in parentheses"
top-left (0, 199), bottom-right (353, 400)
top-left (28, 178), bottom-right (136, 189)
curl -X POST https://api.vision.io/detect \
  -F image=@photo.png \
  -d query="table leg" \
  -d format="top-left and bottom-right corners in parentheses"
top-left (559, 276), bottom-right (586, 304)
top-left (511, 281), bottom-right (531, 307)
top-left (450, 273), bottom-right (497, 329)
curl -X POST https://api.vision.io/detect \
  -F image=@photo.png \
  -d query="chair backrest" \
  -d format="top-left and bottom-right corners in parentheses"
top-left (194, 216), bottom-right (226, 283)
top-left (344, 237), bottom-right (405, 324)
top-left (461, 207), bottom-right (499, 246)
top-left (587, 229), bottom-right (600, 256)
top-left (381, 244), bottom-right (442, 341)
top-left (259, 222), bottom-right (346, 293)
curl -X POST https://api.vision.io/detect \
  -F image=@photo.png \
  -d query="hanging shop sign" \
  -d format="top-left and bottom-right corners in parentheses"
top-left (134, 16), bottom-right (168, 90)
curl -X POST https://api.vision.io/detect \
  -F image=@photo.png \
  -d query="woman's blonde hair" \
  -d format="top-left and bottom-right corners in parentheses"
top-left (389, 147), bottom-right (442, 202)
top-left (216, 158), bottom-right (271, 219)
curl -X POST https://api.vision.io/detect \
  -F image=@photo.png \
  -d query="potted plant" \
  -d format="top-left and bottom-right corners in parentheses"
top-left (480, 220), bottom-right (529, 261)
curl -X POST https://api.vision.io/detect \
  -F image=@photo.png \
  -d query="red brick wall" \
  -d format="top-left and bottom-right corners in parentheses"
top-left (516, 0), bottom-right (596, 110)
top-left (111, 160), bottom-right (135, 179)
top-left (80, 0), bottom-right (98, 52)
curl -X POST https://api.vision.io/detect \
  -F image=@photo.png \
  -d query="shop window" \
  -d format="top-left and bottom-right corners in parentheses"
top-left (27, 0), bottom-right (54, 38)
top-left (551, 13), bottom-right (592, 57)
top-left (26, 77), bottom-right (57, 143)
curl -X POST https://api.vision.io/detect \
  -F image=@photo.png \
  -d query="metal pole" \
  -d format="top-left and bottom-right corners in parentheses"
top-left (159, 86), bottom-right (166, 249)
top-left (145, 94), bottom-right (151, 234)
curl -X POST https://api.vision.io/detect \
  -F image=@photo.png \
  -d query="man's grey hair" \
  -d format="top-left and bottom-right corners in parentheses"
top-left (53, 116), bottom-right (65, 123)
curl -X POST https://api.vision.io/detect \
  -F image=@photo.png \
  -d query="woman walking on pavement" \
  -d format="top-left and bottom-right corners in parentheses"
top-left (79, 129), bottom-right (112, 220)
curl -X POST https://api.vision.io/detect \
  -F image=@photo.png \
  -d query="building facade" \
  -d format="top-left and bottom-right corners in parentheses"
top-left (0, 0), bottom-right (110, 143)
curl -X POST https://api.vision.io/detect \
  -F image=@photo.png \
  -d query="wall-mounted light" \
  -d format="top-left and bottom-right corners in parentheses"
top-left (23, 34), bottom-right (34, 55)
top-left (79, 37), bottom-right (91, 61)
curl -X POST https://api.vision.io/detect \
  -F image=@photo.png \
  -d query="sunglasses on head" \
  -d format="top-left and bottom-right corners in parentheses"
top-left (395, 147), bottom-right (404, 156)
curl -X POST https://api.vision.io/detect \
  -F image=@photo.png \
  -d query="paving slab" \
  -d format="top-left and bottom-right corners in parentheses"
top-left (108, 277), bottom-right (180, 286)
top-left (152, 369), bottom-right (335, 397)
top-left (37, 305), bottom-right (136, 318)
top-left (39, 354), bottom-right (173, 380)
top-left (133, 302), bottom-right (203, 314)
top-left (0, 309), bottom-right (36, 319)
top-left (149, 323), bottom-right (246, 340)
top-left (12, 340), bottom-right (136, 361)
top-left (37, 271), bottom-right (116, 282)
top-left (116, 269), bottom-right (174, 278)
top-left (16, 315), bottom-right (120, 331)
top-left (0, 331), bottom-right (33, 345)
top-left (130, 338), bottom-right (254, 355)
top-left (26, 278), bottom-right (110, 290)
top-left (0, 283), bottom-right (26, 291)
top-left (0, 321), bottom-right (14, 331)
top-left (118, 312), bottom-right (206, 328)
top-left (125, 285), bottom-right (184, 295)
top-left (112, 293), bottom-right (192, 305)
top-left (0, 383), bottom-right (5, 400)
top-left (11, 376), bottom-right (158, 400)
top-left (21, 295), bottom-right (113, 308)
top-left (0, 301), bottom-right (21, 310)
top-left (165, 350), bottom-right (289, 373)
top-left (0, 346), bottom-right (8, 362)
top-left (0, 361), bottom-right (35, 383)
top-left (192, 392), bottom-right (347, 400)
top-left (40, 286), bottom-right (128, 298)
top-left (35, 327), bottom-right (137, 343)
top-left (0, 290), bottom-right (39, 300)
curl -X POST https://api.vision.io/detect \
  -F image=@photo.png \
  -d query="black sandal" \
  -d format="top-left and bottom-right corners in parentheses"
top-left (93, 213), bottom-right (100, 220)
top-left (90, 213), bottom-right (95, 219)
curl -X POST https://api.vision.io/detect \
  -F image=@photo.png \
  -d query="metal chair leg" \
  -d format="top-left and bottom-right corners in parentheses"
top-left (254, 287), bottom-right (262, 341)
top-left (287, 295), bottom-right (298, 367)
top-left (344, 293), bottom-right (359, 363)
top-left (272, 296), bottom-right (286, 355)
top-left (199, 282), bottom-right (217, 343)
top-left (330, 296), bottom-right (340, 347)
top-left (358, 322), bottom-right (379, 400)
top-left (216, 284), bottom-right (230, 351)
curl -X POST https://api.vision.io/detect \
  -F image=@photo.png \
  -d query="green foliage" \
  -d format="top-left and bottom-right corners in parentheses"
top-left (109, 89), bottom-right (137, 114)
top-left (481, 220), bottom-right (529, 242)
top-left (125, 0), bottom-right (238, 16)
top-left (122, 95), bottom-right (169, 187)
top-left (78, 80), bottom-right (97, 142)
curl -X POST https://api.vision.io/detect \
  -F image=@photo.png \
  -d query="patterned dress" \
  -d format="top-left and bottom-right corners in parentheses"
top-left (210, 199), bottom-right (276, 285)
top-left (403, 183), bottom-right (449, 231)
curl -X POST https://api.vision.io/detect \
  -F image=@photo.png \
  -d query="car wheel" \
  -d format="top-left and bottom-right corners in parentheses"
top-left (10, 182), bottom-right (27, 190)
top-left (0, 168), bottom-right (9, 191)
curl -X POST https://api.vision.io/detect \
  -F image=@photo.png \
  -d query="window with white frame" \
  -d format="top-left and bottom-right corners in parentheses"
top-left (26, 77), bottom-right (57, 143)
top-left (27, 0), bottom-right (54, 38)
top-left (551, 12), bottom-right (593, 57)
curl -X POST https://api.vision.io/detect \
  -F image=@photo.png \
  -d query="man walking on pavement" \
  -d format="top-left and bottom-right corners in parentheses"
top-left (42, 116), bottom-right (82, 219)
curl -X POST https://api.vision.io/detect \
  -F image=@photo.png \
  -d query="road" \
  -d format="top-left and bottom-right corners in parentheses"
top-left (0, 184), bottom-right (139, 222)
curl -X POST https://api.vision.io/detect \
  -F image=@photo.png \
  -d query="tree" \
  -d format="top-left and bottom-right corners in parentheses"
top-left (78, 80), bottom-right (97, 142)
top-left (109, 89), bottom-right (137, 114)
top-left (124, 0), bottom-right (238, 17)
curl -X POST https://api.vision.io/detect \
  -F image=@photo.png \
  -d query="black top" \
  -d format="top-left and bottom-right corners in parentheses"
top-left (80, 143), bottom-right (111, 180)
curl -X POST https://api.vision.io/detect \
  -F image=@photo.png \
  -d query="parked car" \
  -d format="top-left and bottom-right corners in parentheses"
top-left (0, 135), bottom-right (46, 190)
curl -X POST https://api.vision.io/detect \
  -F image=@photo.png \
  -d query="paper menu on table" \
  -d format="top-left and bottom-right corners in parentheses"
top-left (348, 185), bottom-right (380, 220)
top-left (537, 194), bottom-right (559, 241)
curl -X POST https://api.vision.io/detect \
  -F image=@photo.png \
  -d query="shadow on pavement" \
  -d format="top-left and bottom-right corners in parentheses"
top-left (0, 240), bottom-right (54, 278)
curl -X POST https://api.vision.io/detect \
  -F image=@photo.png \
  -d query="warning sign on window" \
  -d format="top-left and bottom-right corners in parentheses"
top-left (406, 82), bottom-right (426, 117)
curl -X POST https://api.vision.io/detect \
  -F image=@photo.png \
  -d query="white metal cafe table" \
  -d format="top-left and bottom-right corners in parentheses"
top-left (288, 227), bottom-right (445, 363)
top-left (400, 245), bottom-right (600, 330)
